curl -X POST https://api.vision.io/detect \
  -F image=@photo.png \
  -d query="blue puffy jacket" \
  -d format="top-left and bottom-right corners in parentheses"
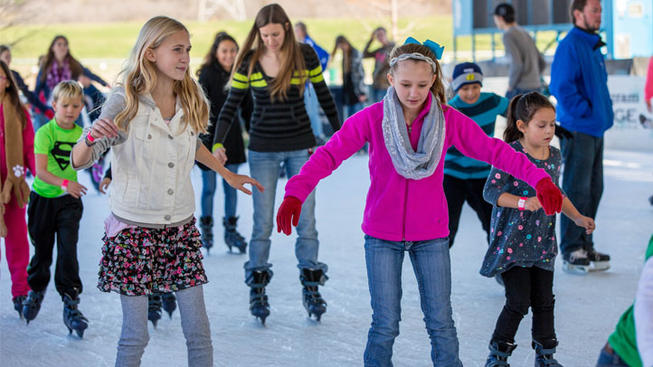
top-left (550, 27), bottom-right (613, 137)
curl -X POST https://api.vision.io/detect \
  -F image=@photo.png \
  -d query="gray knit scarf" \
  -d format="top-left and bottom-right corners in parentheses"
top-left (381, 86), bottom-right (446, 180)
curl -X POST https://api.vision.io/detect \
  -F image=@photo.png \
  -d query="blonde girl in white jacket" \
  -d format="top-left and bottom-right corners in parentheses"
top-left (71, 16), bottom-right (262, 367)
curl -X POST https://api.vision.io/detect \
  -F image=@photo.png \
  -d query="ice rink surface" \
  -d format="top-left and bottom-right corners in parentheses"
top-left (1, 149), bottom-right (652, 366)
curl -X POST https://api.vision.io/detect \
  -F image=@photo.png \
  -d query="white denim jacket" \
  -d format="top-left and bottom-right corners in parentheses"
top-left (74, 87), bottom-right (201, 227)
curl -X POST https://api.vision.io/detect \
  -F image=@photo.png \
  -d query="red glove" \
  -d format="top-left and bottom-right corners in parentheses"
top-left (276, 196), bottom-right (302, 235)
top-left (535, 177), bottom-right (563, 215)
top-left (45, 108), bottom-right (55, 120)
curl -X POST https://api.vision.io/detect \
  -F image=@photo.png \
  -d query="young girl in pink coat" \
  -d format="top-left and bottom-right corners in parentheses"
top-left (0, 60), bottom-right (34, 317)
top-left (277, 38), bottom-right (563, 366)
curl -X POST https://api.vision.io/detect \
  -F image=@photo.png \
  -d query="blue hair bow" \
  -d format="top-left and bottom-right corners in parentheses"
top-left (404, 37), bottom-right (445, 60)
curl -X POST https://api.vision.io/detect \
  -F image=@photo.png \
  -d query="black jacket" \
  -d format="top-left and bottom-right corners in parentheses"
top-left (198, 61), bottom-right (252, 168)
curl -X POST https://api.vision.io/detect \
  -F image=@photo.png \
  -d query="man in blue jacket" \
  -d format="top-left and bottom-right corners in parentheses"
top-left (550, 0), bottom-right (612, 274)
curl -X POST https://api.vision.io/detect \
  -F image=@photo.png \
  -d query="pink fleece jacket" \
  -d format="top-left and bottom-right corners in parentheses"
top-left (285, 93), bottom-right (549, 241)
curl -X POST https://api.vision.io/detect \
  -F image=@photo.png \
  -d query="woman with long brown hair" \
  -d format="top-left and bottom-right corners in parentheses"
top-left (33, 35), bottom-right (109, 130)
top-left (332, 35), bottom-right (368, 118)
top-left (212, 3), bottom-right (340, 325)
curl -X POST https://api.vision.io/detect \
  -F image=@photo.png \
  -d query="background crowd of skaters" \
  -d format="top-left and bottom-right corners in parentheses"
top-left (1, 0), bottom-right (653, 366)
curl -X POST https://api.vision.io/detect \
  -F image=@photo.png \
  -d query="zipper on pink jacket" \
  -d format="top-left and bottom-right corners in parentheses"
top-left (401, 178), bottom-right (408, 241)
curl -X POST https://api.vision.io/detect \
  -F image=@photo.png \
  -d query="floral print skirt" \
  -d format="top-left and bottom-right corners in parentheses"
top-left (98, 218), bottom-right (208, 296)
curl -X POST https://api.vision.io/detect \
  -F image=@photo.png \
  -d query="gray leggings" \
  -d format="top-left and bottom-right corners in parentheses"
top-left (115, 285), bottom-right (213, 367)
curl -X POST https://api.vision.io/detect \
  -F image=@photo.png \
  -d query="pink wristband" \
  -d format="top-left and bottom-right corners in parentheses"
top-left (517, 197), bottom-right (527, 211)
top-left (86, 133), bottom-right (96, 142)
top-left (61, 179), bottom-right (69, 190)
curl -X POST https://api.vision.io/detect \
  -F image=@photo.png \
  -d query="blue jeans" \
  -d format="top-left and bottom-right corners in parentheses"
top-left (363, 235), bottom-right (461, 367)
top-left (32, 111), bottom-right (50, 132)
top-left (595, 344), bottom-right (629, 366)
top-left (304, 84), bottom-right (324, 138)
top-left (560, 131), bottom-right (603, 255)
top-left (370, 87), bottom-right (387, 103)
top-left (200, 164), bottom-right (239, 218)
top-left (344, 102), bottom-right (364, 119)
top-left (245, 150), bottom-right (325, 281)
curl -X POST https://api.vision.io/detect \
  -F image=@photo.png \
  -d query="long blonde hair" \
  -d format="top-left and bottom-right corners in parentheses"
top-left (232, 3), bottom-right (306, 101)
top-left (115, 16), bottom-right (209, 133)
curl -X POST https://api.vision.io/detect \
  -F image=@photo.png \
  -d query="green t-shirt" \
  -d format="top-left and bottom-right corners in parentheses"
top-left (32, 119), bottom-right (83, 198)
top-left (608, 235), bottom-right (653, 367)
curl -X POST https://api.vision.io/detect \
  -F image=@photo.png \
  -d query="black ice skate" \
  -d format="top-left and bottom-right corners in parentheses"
top-left (223, 216), bottom-right (247, 253)
top-left (63, 293), bottom-right (88, 338)
top-left (533, 340), bottom-right (563, 367)
top-left (22, 290), bottom-right (46, 324)
top-left (148, 294), bottom-right (163, 327)
top-left (300, 268), bottom-right (328, 322)
top-left (485, 340), bottom-right (516, 367)
top-left (12, 295), bottom-right (26, 319)
top-left (161, 292), bottom-right (177, 319)
top-left (249, 270), bottom-right (271, 325)
top-left (562, 249), bottom-right (590, 274)
top-left (199, 216), bottom-right (214, 253)
top-left (586, 248), bottom-right (610, 272)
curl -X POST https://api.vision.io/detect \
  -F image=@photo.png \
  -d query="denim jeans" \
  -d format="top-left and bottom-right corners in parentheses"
top-left (244, 150), bottom-right (326, 280)
top-left (560, 131), bottom-right (603, 255)
top-left (363, 235), bottom-right (461, 367)
top-left (344, 102), bottom-right (364, 119)
top-left (595, 344), bottom-right (629, 366)
top-left (32, 111), bottom-right (50, 132)
top-left (304, 84), bottom-right (324, 138)
top-left (200, 164), bottom-right (239, 218)
top-left (370, 87), bottom-right (387, 103)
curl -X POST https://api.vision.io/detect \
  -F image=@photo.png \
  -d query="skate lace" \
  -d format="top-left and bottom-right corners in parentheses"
top-left (304, 287), bottom-right (326, 305)
top-left (569, 249), bottom-right (588, 262)
top-left (64, 298), bottom-right (88, 321)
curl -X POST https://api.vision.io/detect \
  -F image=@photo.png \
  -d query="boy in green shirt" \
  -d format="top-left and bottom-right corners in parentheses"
top-left (21, 81), bottom-right (89, 338)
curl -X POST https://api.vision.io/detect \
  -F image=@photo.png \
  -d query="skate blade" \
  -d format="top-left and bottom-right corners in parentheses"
top-left (589, 261), bottom-right (610, 272)
top-left (257, 315), bottom-right (267, 326)
top-left (562, 262), bottom-right (590, 274)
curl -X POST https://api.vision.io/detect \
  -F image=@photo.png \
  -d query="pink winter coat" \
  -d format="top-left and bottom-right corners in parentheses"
top-left (285, 93), bottom-right (549, 242)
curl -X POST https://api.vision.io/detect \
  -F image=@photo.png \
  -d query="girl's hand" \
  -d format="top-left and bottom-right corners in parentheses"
top-left (359, 94), bottom-right (368, 103)
top-left (66, 181), bottom-right (88, 198)
top-left (213, 147), bottom-right (227, 165)
top-left (225, 173), bottom-right (264, 195)
top-left (574, 215), bottom-right (596, 234)
top-left (90, 118), bottom-right (119, 139)
top-left (99, 177), bottom-right (112, 194)
top-left (524, 196), bottom-right (542, 212)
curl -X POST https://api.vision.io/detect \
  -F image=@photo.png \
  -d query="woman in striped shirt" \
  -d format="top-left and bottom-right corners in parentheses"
top-left (212, 3), bottom-right (340, 325)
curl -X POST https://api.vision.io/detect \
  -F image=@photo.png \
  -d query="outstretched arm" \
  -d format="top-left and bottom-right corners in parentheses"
top-left (561, 197), bottom-right (595, 234)
top-left (196, 144), bottom-right (263, 195)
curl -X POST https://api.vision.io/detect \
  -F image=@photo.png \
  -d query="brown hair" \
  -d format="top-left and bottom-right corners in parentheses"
top-left (231, 3), bottom-right (306, 101)
top-left (570, 0), bottom-right (589, 25)
top-left (0, 60), bottom-right (27, 128)
top-left (503, 92), bottom-right (555, 143)
top-left (332, 35), bottom-right (353, 73)
top-left (388, 43), bottom-right (447, 106)
top-left (38, 35), bottom-right (83, 83)
top-left (196, 31), bottom-right (238, 77)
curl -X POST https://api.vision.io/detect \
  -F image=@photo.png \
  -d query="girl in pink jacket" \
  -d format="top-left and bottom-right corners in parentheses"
top-left (0, 60), bottom-right (35, 318)
top-left (277, 39), bottom-right (563, 366)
